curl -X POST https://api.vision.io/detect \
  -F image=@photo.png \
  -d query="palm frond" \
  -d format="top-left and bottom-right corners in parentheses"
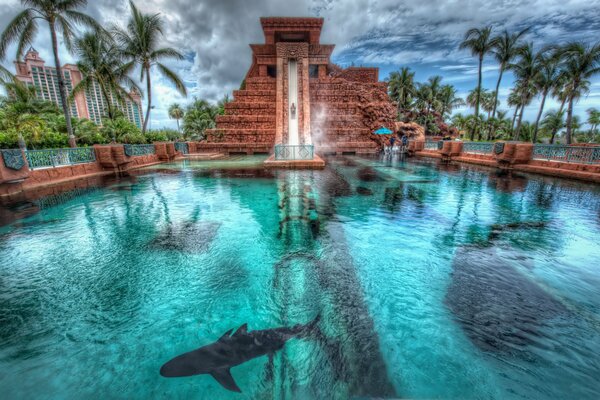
top-left (15, 17), bottom-right (39, 61)
top-left (156, 62), bottom-right (187, 96)
top-left (64, 10), bottom-right (103, 31)
top-left (151, 47), bottom-right (184, 61)
top-left (57, 0), bottom-right (89, 11)
top-left (55, 15), bottom-right (75, 52)
top-left (0, 8), bottom-right (36, 59)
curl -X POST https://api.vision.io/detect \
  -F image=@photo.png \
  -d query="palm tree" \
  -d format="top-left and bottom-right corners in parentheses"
top-left (0, 65), bottom-right (15, 85)
top-left (183, 98), bottom-right (219, 140)
top-left (451, 113), bottom-right (468, 134)
top-left (481, 90), bottom-right (498, 140)
top-left (558, 42), bottom-right (600, 144)
top-left (113, 1), bottom-right (187, 134)
top-left (541, 109), bottom-right (565, 144)
top-left (481, 90), bottom-right (498, 119)
top-left (415, 75), bottom-right (443, 114)
top-left (71, 32), bottom-right (139, 122)
top-left (2, 80), bottom-right (58, 115)
top-left (532, 52), bottom-right (561, 143)
top-left (388, 67), bottom-right (415, 118)
top-left (587, 107), bottom-right (600, 138)
top-left (216, 94), bottom-right (230, 115)
top-left (489, 29), bottom-right (529, 120)
top-left (0, 0), bottom-right (102, 147)
top-left (438, 84), bottom-right (465, 119)
top-left (459, 26), bottom-right (494, 140)
top-left (507, 88), bottom-right (522, 131)
top-left (509, 43), bottom-right (539, 140)
top-left (168, 103), bottom-right (184, 132)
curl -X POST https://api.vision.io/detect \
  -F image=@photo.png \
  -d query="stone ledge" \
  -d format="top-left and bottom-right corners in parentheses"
top-left (415, 150), bottom-right (442, 159)
top-left (514, 164), bottom-right (600, 183)
top-left (263, 154), bottom-right (325, 169)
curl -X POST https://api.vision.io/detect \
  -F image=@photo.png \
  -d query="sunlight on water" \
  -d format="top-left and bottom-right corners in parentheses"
top-left (1, 155), bottom-right (600, 399)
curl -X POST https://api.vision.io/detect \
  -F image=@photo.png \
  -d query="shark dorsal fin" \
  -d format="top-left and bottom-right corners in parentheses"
top-left (211, 368), bottom-right (241, 393)
top-left (232, 323), bottom-right (248, 337)
top-left (218, 329), bottom-right (233, 342)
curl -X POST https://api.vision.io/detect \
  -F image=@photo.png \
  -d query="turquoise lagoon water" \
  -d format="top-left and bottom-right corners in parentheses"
top-left (1, 155), bottom-right (600, 399)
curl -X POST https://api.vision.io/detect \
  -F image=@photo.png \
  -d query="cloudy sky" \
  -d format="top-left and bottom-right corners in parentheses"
top-left (1, 0), bottom-right (599, 130)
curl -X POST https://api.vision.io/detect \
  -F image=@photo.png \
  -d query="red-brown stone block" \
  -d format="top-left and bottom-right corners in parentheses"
top-left (203, 17), bottom-right (397, 155)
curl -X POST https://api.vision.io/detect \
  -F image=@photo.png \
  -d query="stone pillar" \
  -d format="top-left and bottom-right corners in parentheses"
top-left (440, 141), bottom-right (453, 157)
top-left (301, 57), bottom-right (311, 145)
top-left (513, 143), bottom-right (533, 164)
top-left (450, 141), bottom-right (463, 156)
top-left (154, 142), bottom-right (169, 161)
top-left (166, 142), bottom-right (176, 159)
top-left (0, 150), bottom-right (29, 194)
top-left (495, 142), bottom-right (515, 164)
top-left (275, 56), bottom-right (284, 145)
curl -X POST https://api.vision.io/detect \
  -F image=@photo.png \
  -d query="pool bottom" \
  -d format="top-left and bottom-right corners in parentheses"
top-left (0, 155), bottom-right (599, 399)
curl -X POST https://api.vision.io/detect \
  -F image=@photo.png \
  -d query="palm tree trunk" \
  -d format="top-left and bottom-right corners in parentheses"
top-left (511, 105), bottom-right (520, 131)
top-left (491, 66), bottom-right (504, 120)
top-left (565, 95), bottom-right (575, 145)
top-left (514, 98), bottom-right (526, 141)
top-left (176, 118), bottom-right (180, 132)
top-left (472, 55), bottom-right (483, 141)
top-left (49, 20), bottom-right (75, 147)
top-left (549, 97), bottom-right (567, 144)
top-left (142, 66), bottom-right (152, 134)
top-left (532, 90), bottom-right (548, 143)
top-left (99, 84), bottom-right (114, 121)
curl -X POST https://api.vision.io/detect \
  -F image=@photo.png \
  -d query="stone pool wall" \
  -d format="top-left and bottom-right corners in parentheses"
top-left (411, 140), bottom-right (600, 183)
top-left (0, 142), bottom-right (185, 201)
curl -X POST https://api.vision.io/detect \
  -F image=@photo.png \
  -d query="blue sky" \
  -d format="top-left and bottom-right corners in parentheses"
top-left (1, 0), bottom-right (599, 130)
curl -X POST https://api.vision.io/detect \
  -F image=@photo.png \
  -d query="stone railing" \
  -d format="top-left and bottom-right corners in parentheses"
top-left (274, 144), bottom-right (314, 160)
top-left (25, 147), bottom-right (96, 170)
top-left (175, 142), bottom-right (189, 155)
top-left (424, 141), bottom-right (438, 150)
top-left (533, 144), bottom-right (600, 164)
top-left (124, 144), bottom-right (155, 157)
top-left (409, 140), bottom-right (600, 182)
top-left (462, 142), bottom-right (494, 155)
top-left (1, 142), bottom-right (187, 199)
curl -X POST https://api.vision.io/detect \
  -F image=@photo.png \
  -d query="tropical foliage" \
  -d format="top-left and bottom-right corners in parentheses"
top-left (451, 25), bottom-right (600, 143)
top-left (387, 70), bottom-right (464, 136)
top-left (0, 0), bottom-right (191, 148)
top-left (0, 0), bottom-right (102, 144)
top-left (112, 1), bottom-right (187, 133)
top-left (182, 98), bottom-right (225, 140)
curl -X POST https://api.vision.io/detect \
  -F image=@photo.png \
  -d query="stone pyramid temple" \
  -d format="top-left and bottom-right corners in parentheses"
top-left (200, 17), bottom-right (397, 157)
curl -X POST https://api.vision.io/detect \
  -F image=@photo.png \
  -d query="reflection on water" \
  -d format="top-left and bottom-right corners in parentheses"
top-left (0, 155), bottom-right (600, 399)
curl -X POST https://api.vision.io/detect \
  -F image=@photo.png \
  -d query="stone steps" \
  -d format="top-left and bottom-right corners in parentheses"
top-left (233, 89), bottom-right (276, 97)
top-left (245, 82), bottom-right (277, 91)
top-left (246, 77), bottom-right (276, 83)
top-left (216, 115), bottom-right (276, 123)
top-left (225, 102), bottom-right (275, 109)
top-left (205, 128), bottom-right (275, 144)
top-left (216, 121), bottom-right (275, 129)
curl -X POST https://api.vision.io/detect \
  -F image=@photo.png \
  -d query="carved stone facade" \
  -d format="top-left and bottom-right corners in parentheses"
top-left (203, 17), bottom-right (397, 155)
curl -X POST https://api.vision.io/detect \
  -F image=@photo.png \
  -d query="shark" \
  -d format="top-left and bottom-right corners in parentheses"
top-left (159, 315), bottom-right (320, 393)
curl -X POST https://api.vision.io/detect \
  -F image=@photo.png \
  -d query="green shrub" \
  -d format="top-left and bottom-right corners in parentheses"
top-left (101, 117), bottom-right (142, 143)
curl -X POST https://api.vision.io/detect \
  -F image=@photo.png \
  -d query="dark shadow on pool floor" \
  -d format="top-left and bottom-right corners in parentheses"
top-left (445, 245), bottom-right (567, 355)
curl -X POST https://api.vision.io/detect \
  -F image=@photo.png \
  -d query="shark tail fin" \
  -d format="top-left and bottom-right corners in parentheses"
top-left (210, 368), bottom-right (241, 393)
